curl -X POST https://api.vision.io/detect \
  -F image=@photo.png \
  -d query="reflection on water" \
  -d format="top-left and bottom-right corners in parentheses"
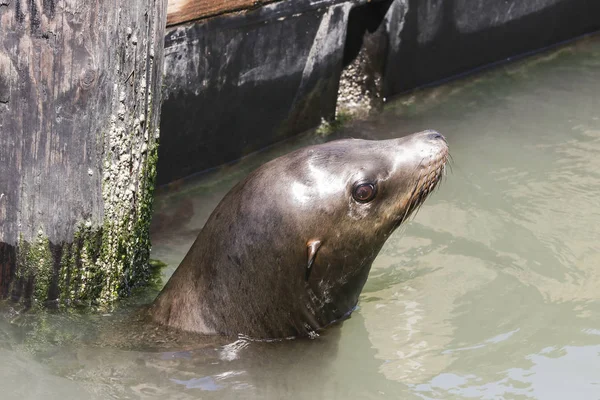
top-left (2, 34), bottom-right (600, 399)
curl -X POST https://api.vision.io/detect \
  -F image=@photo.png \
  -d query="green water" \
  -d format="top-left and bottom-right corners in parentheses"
top-left (2, 34), bottom-right (600, 399)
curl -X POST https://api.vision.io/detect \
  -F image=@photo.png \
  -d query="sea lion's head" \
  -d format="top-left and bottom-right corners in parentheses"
top-left (151, 130), bottom-right (449, 339)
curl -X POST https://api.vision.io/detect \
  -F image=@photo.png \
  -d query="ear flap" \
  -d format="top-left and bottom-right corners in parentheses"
top-left (306, 240), bottom-right (322, 281)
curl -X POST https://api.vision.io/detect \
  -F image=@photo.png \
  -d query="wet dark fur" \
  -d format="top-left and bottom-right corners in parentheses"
top-left (150, 131), bottom-right (448, 339)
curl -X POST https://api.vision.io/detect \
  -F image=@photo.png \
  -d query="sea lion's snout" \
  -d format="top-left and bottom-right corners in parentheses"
top-left (402, 129), bottom-right (448, 163)
top-left (411, 129), bottom-right (449, 177)
top-left (386, 130), bottom-right (449, 225)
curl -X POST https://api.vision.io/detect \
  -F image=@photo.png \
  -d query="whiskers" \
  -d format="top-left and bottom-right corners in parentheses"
top-left (440, 153), bottom-right (454, 186)
top-left (398, 151), bottom-right (449, 226)
top-left (443, 153), bottom-right (482, 192)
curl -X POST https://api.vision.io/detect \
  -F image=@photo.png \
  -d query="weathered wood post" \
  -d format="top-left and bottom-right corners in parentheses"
top-left (0, 0), bottom-right (167, 308)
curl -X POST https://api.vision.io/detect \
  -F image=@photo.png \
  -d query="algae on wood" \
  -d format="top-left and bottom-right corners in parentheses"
top-left (0, 0), bottom-right (167, 308)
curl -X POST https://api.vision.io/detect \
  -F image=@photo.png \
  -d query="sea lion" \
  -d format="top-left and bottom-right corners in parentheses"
top-left (150, 130), bottom-right (449, 339)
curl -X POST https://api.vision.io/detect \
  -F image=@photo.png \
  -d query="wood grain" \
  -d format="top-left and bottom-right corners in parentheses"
top-left (167, 0), bottom-right (283, 26)
top-left (0, 0), bottom-right (167, 305)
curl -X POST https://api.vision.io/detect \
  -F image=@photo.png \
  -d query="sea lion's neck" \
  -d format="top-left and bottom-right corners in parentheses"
top-left (150, 253), bottom-right (370, 339)
top-left (150, 266), bottom-right (217, 335)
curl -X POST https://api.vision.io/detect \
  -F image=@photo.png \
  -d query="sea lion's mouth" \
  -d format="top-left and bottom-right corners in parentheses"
top-left (397, 145), bottom-right (449, 226)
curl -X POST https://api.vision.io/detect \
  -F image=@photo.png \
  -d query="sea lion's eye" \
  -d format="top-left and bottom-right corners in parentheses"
top-left (352, 183), bottom-right (377, 203)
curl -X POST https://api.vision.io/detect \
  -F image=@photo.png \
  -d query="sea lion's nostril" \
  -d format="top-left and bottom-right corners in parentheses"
top-left (427, 132), bottom-right (445, 141)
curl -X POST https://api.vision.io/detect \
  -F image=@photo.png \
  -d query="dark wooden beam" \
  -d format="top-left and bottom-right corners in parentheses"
top-left (0, 0), bottom-right (168, 307)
